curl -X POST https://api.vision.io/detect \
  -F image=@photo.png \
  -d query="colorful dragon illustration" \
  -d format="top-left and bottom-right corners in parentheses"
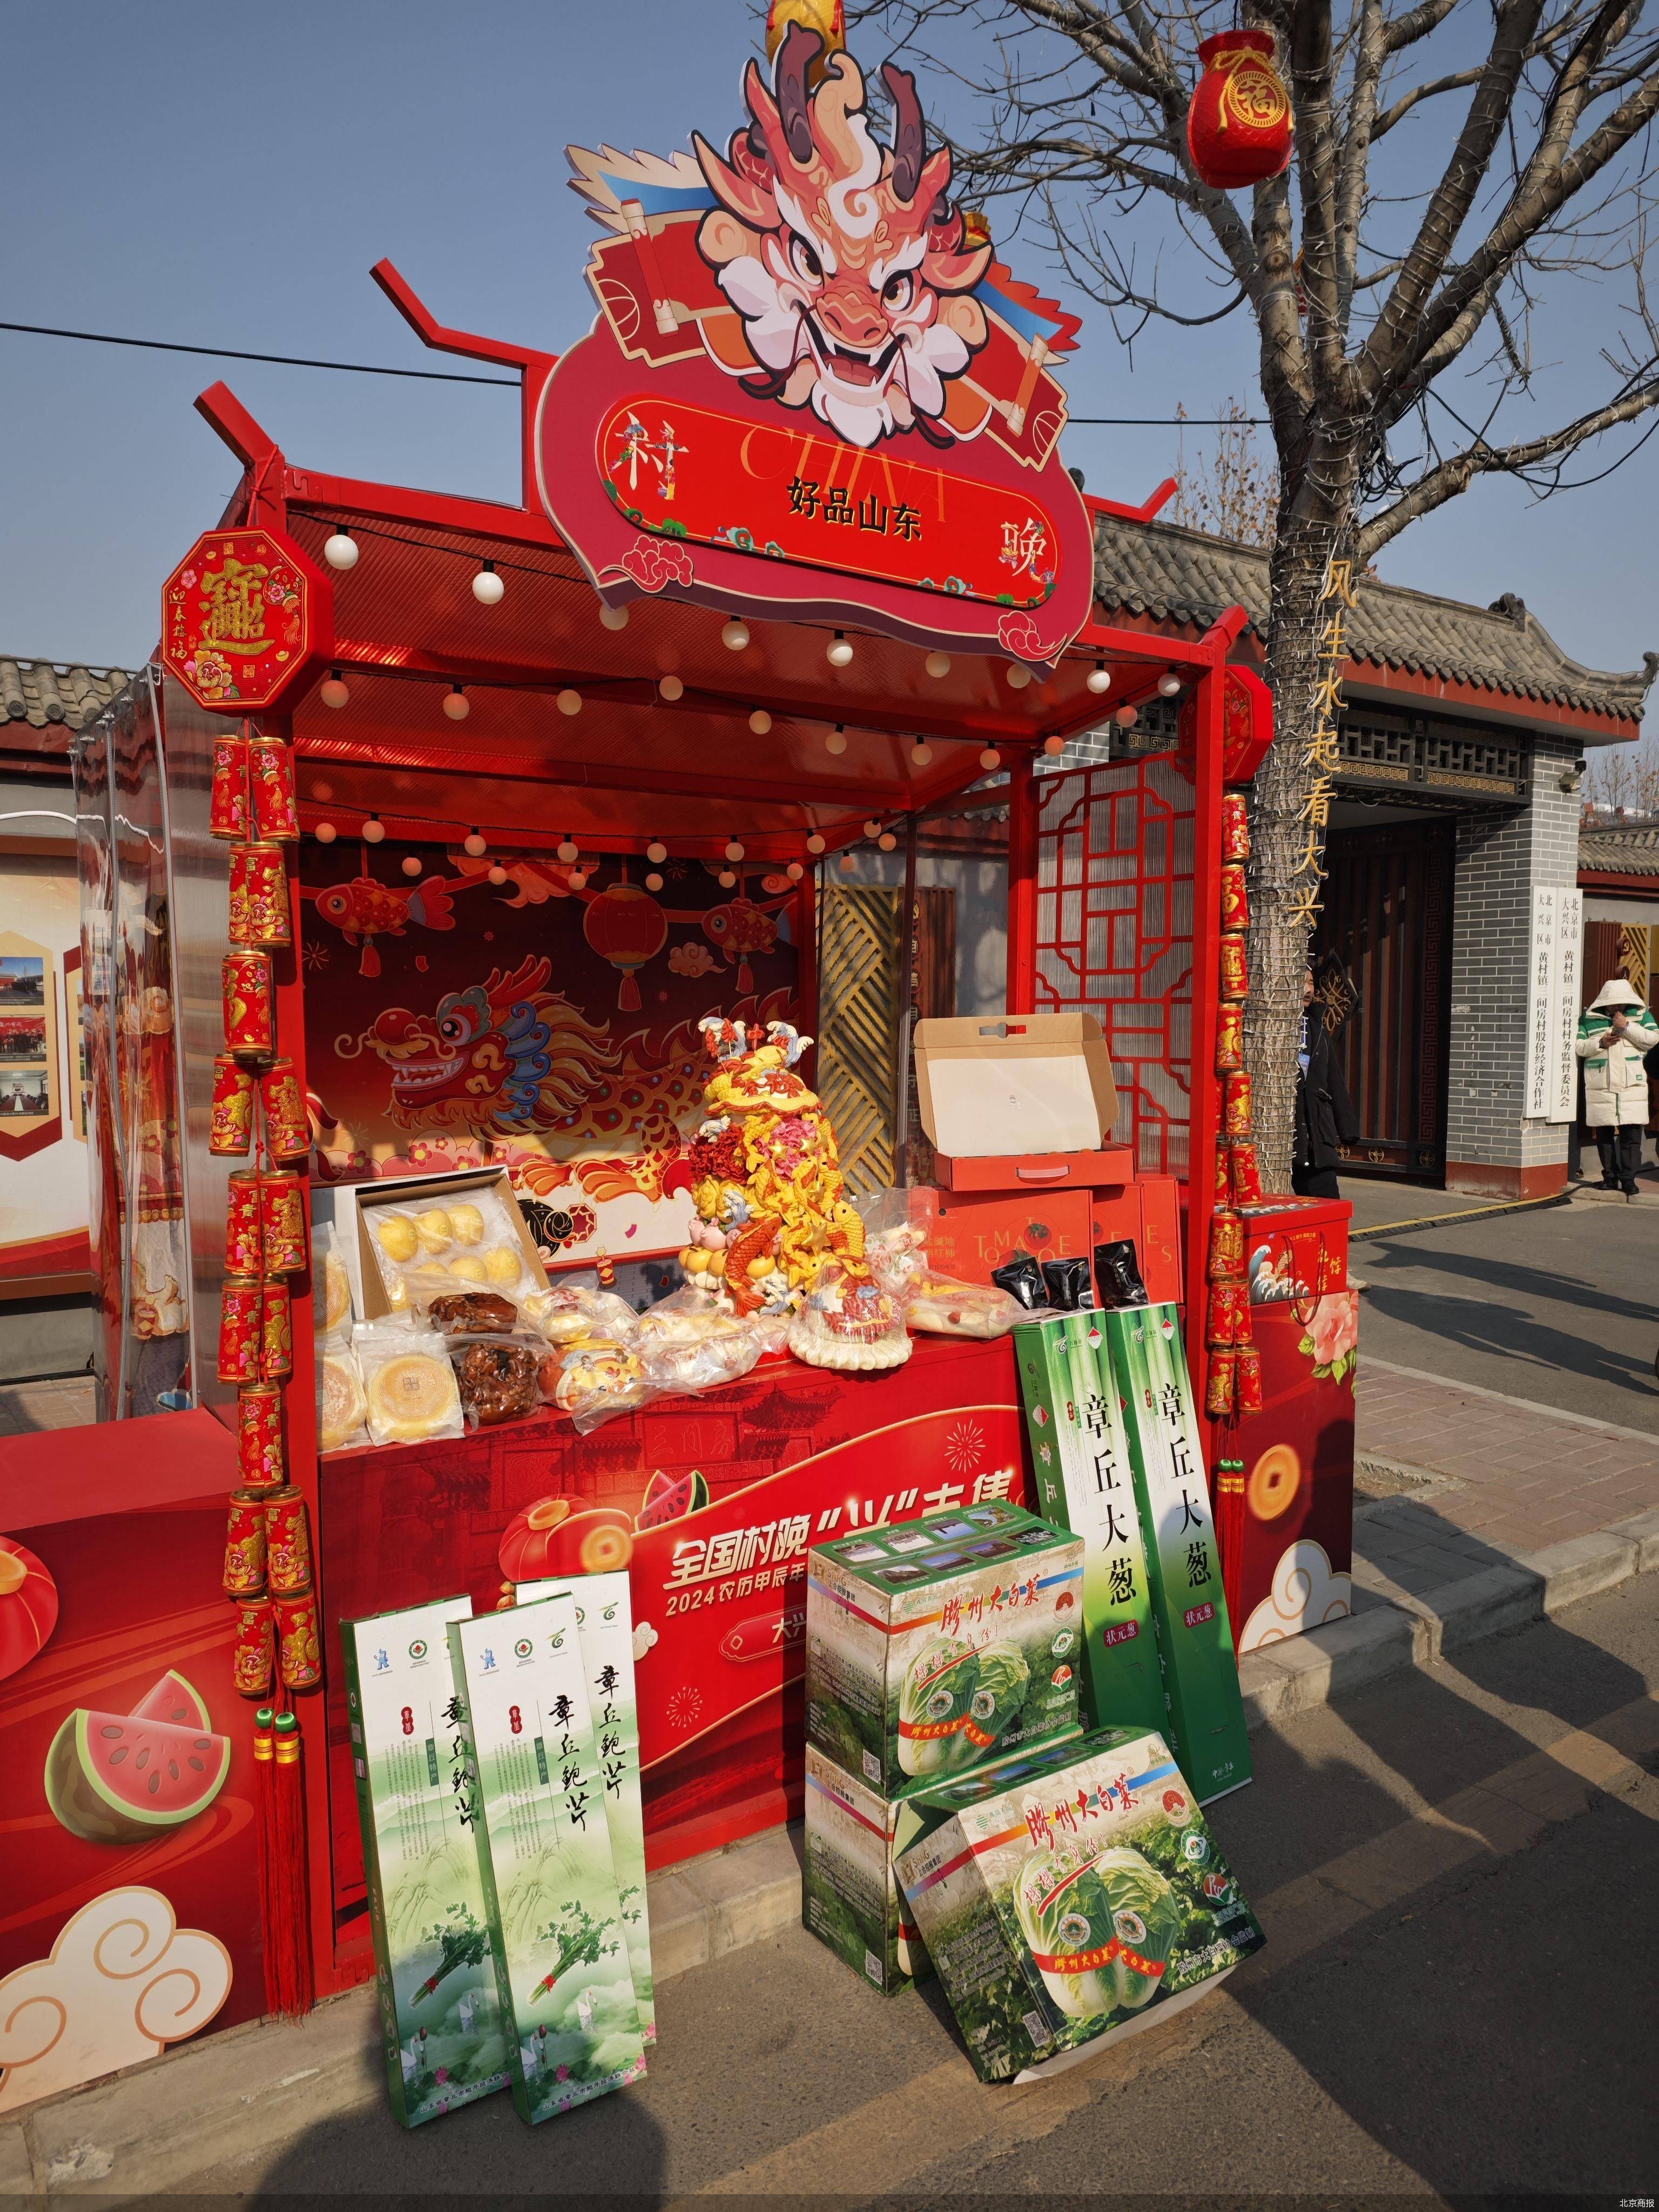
top-left (692, 24), bottom-right (993, 449)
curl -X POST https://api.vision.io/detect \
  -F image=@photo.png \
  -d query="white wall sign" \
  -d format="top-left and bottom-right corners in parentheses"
top-left (1525, 886), bottom-right (1583, 1123)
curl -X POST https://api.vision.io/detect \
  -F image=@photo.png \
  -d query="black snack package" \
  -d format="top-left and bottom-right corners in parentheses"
top-left (1039, 1256), bottom-right (1094, 1312)
top-left (990, 1255), bottom-right (1047, 1311)
top-left (1093, 1239), bottom-right (1150, 1310)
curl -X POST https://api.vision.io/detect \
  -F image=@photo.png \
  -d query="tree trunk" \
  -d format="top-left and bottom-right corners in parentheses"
top-left (1245, 484), bottom-right (1353, 1191)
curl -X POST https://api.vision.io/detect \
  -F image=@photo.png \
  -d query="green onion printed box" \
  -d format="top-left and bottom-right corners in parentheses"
top-left (806, 1498), bottom-right (1084, 1798)
top-left (448, 1598), bottom-right (646, 2125)
top-left (341, 1596), bottom-right (510, 2128)
top-left (517, 1569), bottom-right (653, 2045)
top-left (1100, 1307), bottom-right (1252, 1803)
top-left (895, 1727), bottom-right (1265, 2083)
top-left (1013, 1313), bottom-right (1166, 1739)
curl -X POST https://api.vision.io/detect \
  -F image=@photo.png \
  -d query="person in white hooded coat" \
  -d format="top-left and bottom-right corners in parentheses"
top-left (1576, 977), bottom-right (1659, 1197)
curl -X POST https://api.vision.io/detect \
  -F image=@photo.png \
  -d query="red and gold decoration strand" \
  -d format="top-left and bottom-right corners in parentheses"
top-left (212, 714), bottom-right (316, 2018)
top-left (1206, 787), bottom-right (1264, 1426)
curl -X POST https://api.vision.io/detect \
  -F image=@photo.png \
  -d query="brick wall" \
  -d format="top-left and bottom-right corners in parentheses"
top-left (1444, 732), bottom-right (1581, 1186)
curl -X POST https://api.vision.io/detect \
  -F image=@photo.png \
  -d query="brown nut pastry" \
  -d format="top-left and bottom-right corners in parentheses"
top-left (429, 1291), bottom-right (519, 1336)
top-left (456, 1340), bottom-right (540, 1425)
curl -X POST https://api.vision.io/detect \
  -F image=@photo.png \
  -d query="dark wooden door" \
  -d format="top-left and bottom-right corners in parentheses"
top-left (1316, 817), bottom-right (1455, 1180)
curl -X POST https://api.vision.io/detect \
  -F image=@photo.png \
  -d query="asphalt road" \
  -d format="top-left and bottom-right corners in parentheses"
top-left (224, 1575), bottom-right (1659, 2201)
top-left (1344, 1181), bottom-right (1659, 1433)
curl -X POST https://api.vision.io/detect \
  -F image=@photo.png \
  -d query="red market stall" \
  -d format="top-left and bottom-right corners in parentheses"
top-left (0, 27), bottom-right (1356, 2102)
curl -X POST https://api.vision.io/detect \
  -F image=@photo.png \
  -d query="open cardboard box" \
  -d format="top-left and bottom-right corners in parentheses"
top-left (340, 1166), bottom-right (551, 1322)
top-left (912, 1014), bottom-right (1129, 1190)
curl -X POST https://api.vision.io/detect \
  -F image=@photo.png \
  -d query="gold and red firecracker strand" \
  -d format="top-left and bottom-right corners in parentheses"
top-left (222, 950), bottom-right (276, 1058)
top-left (238, 1384), bottom-right (284, 1488)
top-left (228, 841), bottom-right (292, 949)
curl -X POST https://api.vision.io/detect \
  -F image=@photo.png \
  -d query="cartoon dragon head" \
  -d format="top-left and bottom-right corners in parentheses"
top-left (693, 24), bottom-right (993, 449)
top-left (363, 956), bottom-right (622, 1135)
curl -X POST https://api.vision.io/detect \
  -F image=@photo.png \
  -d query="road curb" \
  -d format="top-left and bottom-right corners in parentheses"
top-left (1361, 1356), bottom-right (1659, 1452)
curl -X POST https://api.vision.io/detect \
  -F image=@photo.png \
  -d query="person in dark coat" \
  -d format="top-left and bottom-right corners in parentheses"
top-left (1293, 966), bottom-right (1360, 1199)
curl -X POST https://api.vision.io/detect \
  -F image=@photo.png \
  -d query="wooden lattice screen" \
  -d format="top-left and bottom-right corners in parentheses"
top-left (816, 884), bottom-right (901, 1197)
top-left (1034, 757), bottom-right (1196, 1177)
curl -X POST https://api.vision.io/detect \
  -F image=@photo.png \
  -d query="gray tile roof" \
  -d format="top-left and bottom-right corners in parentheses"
top-left (0, 656), bottom-right (138, 736)
top-left (1580, 823), bottom-right (1659, 875)
top-left (1094, 516), bottom-right (1658, 726)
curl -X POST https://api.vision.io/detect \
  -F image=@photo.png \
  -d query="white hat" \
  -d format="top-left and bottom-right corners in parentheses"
top-left (1590, 977), bottom-right (1644, 1010)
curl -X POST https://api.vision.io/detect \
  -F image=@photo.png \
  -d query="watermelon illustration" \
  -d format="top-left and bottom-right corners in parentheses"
top-left (635, 1468), bottom-right (710, 1531)
top-left (45, 1671), bottom-right (230, 1845)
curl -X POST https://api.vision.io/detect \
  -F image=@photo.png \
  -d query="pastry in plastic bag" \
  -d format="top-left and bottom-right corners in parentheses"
top-left (787, 1267), bottom-right (912, 1372)
top-left (642, 1328), bottom-right (763, 1399)
top-left (636, 1289), bottom-right (748, 1350)
top-left (415, 1207), bottom-right (454, 1254)
top-left (319, 1346), bottom-right (368, 1452)
top-left (456, 1340), bottom-right (540, 1427)
top-left (374, 1212), bottom-right (419, 1264)
top-left (906, 1273), bottom-right (1026, 1339)
top-left (450, 1203), bottom-right (485, 1246)
top-left (446, 1255), bottom-right (488, 1285)
top-left (548, 1343), bottom-right (650, 1425)
top-left (428, 1291), bottom-right (518, 1336)
top-left (356, 1324), bottom-right (465, 1447)
top-left (521, 1283), bottom-right (640, 1348)
top-left (483, 1244), bottom-right (524, 1287)
top-left (313, 1226), bottom-right (354, 1336)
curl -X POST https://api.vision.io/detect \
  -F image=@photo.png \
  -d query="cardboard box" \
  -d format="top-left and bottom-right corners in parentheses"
top-left (806, 1498), bottom-right (1083, 1798)
top-left (1013, 1314), bottom-right (1165, 1738)
top-left (516, 1570), bottom-right (655, 2044)
top-left (922, 1175), bottom-right (1181, 1306)
top-left (1100, 1308), bottom-right (1252, 1804)
top-left (913, 1014), bottom-right (1120, 1160)
top-left (803, 1726), bottom-right (1085, 1994)
top-left (447, 1596), bottom-right (646, 2125)
top-left (344, 1167), bottom-right (550, 1321)
top-left (340, 1595), bottom-right (510, 2129)
top-left (931, 1148), bottom-right (1135, 1193)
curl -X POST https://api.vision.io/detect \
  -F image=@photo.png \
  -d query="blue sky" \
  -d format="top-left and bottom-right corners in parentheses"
top-left (1, 2), bottom-right (1652, 741)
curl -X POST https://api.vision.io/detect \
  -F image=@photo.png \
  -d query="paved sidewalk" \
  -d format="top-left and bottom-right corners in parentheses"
top-left (0, 1375), bottom-right (95, 1438)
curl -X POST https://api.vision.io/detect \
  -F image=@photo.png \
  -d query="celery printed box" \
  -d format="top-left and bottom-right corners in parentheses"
top-left (806, 1498), bottom-right (1084, 1797)
top-left (448, 1599), bottom-right (646, 2125)
top-left (517, 1569), bottom-right (654, 2044)
top-left (894, 1727), bottom-right (1265, 2083)
top-left (341, 1596), bottom-right (510, 2128)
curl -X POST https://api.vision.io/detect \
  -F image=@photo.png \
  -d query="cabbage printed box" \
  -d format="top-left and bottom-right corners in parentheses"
top-left (1013, 1313), bottom-right (1165, 1739)
top-left (806, 1499), bottom-right (1084, 1797)
top-left (516, 1570), bottom-right (654, 2044)
top-left (448, 1599), bottom-right (646, 2125)
top-left (341, 1596), bottom-right (510, 2128)
top-left (894, 1728), bottom-right (1265, 2083)
top-left (1101, 1309), bottom-right (1252, 1803)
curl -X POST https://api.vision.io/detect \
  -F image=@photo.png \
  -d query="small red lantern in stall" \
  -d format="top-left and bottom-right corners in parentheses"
top-left (582, 880), bottom-right (668, 1011)
top-left (1186, 29), bottom-right (1293, 191)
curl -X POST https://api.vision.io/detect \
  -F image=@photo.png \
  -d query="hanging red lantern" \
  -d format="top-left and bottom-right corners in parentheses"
top-left (1176, 664), bottom-right (1277, 787)
top-left (583, 880), bottom-right (667, 1011)
top-left (1186, 30), bottom-right (1293, 191)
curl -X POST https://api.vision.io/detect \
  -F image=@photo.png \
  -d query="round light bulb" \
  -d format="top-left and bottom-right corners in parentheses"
top-left (864, 818), bottom-right (882, 839)
top-left (825, 726), bottom-right (847, 755)
top-left (806, 833), bottom-right (826, 855)
top-left (749, 709), bottom-right (772, 736)
top-left (725, 839), bottom-right (745, 861)
top-left (786, 860), bottom-right (804, 881)
top-left (568, 868), bottom-right (588, 889)
top-left (313, 781), bottom-right (334, 802)
top-left (925, 650), bottom-right (952, 679)
top-left (1116, 704), bottom-right (1138, 729)
top-left (315, 821), bottom-right (338, 844)
top-left (557, 839), bottom-right (579, 864)
top-left (826, 632), bottom-right (854, 667)
top-left (1087, 662), bottom-right (1111, 696)
top-left (557, 689), bottom-right (582, 716)
top-left (488, 864), bottom-right (507, 885)
top-left (323, 528), bottom-right (359, 571)
top-left (362, 817), bottom-right (386, 844)
top-left (473, 563), bottom-right (504, 606)
top-left (463, 830), bottom-right (487, 858)
top-left (319, 671), bottom-right (349, 710)
top-left (645, 871), bottom-right (664, 892)
top-left (599, 603), bottom-right (629, 631)
top-left (646, 841), bottom-right (667, 864)
top-left (402, 854), bottom-right (422, 878)
top-left (1006, 663), bottom-right (1033, 691)
top-left (718, 868), bottom-right (737, 888)
top-left (838, 852), bottom-right (857, 874)
top-left (911, 740), bottom-right (933, 766)
top-left (659, 674), bottom-right (684, 701)
top-left (722, 619), bottom-right (750, 651)
top-left (443, 686), bottom-right (470, 721)
top-left (1044, 734), bottom-right (1066, 757)
top-left (1158, 671), bottom-right (1183, 698)
top-left (878, 832), bottom-right (897, 852)
top-left (979, 746), bottom-right (1002, 771)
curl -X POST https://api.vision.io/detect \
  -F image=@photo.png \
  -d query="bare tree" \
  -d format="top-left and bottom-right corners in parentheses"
top-left (1173, 398), bottom-right (1280, 544)
top-left (1585, 731), bottom-right (1659, 811)
top-left (854, 0), bottom-right (1659, 1181)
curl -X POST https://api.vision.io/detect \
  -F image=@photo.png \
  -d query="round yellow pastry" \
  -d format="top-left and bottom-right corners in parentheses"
top-left (415, 1208), bottom-right (454, 1254)
top-left (447, 1255), bottom-right (487, 1284)
top-left (449, 1203), bottom-right (485, 1246)
top-left (319, 1351), bottom-right (367, 1451)
top-left (484, 1245), bottom-right (523, 1286)
top-left (375, 1213), bottom-right (418, 1264)
top-left (367, 1352), bottom-right (460, 1444)
top-left (320, 1250), bottom-right (352, 1334)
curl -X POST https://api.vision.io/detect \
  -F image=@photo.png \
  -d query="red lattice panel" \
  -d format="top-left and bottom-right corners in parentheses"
top-left (1034, 757), bottom-right (1195, 1176)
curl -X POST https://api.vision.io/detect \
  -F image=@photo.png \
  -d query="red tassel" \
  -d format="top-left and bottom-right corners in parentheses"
top-left (253, 1706), bottom-right (285, 2013)
top-left (263, 1705), bottom-right (314, 2018)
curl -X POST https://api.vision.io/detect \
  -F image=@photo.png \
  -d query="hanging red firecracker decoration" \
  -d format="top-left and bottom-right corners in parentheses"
top-left (582, 881), bottom-right (667, 1012)
top-left (1186, 29), bottom-right (1293, 191)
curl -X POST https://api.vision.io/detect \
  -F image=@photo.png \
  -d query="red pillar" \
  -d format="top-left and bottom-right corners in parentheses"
top-left (792, 869), bottom-right (818, 1086)
top-left (1006, 754), bottom-right (1038, 1016)
top-left (1186, 663), bottom-right (1225, 1454)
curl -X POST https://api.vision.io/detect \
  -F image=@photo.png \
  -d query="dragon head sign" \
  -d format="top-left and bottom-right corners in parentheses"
top-left (540, 23), bottom-right (1095, 669)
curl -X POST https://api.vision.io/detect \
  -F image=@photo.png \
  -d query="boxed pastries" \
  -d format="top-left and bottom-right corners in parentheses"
top-left (347, 1169), bottom-right (550, 1320)
top-left (895, 1727), bottom-right (1265, 2083)
top-left (806, 1500), bottom-right (1084, 1797)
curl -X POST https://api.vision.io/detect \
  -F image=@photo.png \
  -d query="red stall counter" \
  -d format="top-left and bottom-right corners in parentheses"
top-left (1211, 1198), bottom-right (1357, 1653)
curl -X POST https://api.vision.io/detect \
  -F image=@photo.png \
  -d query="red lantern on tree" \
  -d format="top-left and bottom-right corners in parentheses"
top-left (582, 879), bottom-right (668, 1010)
top-left (1186, 29), bottom-right (1293, 190)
